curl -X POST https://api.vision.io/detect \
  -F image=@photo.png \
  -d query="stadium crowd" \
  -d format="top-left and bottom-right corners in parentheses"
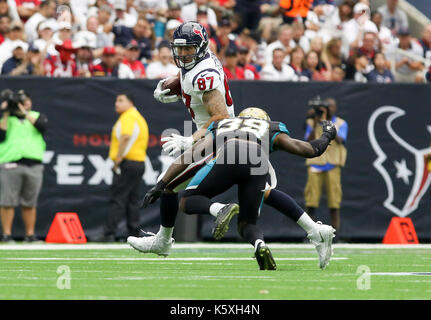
top-left (0, 0), bottom-right (430, 82)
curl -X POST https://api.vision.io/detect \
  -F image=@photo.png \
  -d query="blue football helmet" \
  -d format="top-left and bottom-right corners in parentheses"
top-left (170, 22), bottom-right (209, 70)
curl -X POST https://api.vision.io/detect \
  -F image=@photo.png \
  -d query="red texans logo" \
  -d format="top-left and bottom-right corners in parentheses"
top-left (193, 27), bottom-right (204, 40)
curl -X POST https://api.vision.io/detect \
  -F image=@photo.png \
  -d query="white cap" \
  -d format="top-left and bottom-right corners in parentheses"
top-left (38, 19), bottom-right (58, 32)
top-left (354, 3), bottom-right (370, 15)
top-left (11, 40), bottom-right (29, 52)
top-left (74, 31), bottom-right (97, 49)
top-left (166, 19), bottom-right (181, 31)
top-left (363, 21), bottom-right (378, 34)
top-left (114, 0), bottom-right (126, 10)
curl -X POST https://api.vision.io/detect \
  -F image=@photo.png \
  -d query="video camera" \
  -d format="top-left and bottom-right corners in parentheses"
top-left (308, 96), bottom-right (329, 118)
top-left (0, 89), bottom-right (28, 114)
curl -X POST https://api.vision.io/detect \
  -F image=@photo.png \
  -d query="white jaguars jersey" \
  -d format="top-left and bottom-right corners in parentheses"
top-left (180, 50), bottom-right (235, 130)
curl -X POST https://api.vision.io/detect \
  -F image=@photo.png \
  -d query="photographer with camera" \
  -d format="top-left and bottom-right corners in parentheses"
top-left (303, 97), bottom-right (348, 240)
top-left (0, 89), bottom-right (47, 242)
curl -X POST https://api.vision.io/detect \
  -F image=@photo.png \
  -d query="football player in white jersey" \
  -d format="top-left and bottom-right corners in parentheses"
top-left (128, 23), bottom-right (336, 269)
top-left (127, 22), bottom-right (239, 256)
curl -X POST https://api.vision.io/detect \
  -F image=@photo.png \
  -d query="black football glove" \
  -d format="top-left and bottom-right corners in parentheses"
top-left (141, 180), bottom-right (167, 208)
top-left (321, 120), bottom-right (337, 141)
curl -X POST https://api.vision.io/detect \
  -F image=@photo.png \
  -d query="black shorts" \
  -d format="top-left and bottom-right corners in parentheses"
top-left (184, 139), bottom-right (269, 224)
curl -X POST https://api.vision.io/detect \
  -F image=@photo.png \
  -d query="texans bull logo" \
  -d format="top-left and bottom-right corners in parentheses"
top-left (368, 106), bottom-right (431, 217)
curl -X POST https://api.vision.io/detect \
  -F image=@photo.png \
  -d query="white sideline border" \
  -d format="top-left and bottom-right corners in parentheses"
top-left (0, 243), bottom-right (431, 250)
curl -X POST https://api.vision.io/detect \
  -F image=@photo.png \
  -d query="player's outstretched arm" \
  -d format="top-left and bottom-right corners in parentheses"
top-left (142, 135), bottom-right (214, 207)
top-left (274, 120), bottom-right (337, 158)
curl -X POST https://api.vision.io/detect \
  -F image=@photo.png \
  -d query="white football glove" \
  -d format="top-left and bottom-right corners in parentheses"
top-left (161, 134), bottom-right (194, 157)
top-left (153, 79), bottom-right (180, 103)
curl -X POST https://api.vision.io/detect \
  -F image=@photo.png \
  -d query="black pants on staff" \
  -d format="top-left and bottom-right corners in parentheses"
top-left (104, 160), bottom-right (146, 237)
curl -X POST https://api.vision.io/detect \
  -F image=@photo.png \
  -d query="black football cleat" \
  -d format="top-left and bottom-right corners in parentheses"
top-left (255, 244), bottom-right (277, 270)
top-left (212, 203), bottom-right (239, 240)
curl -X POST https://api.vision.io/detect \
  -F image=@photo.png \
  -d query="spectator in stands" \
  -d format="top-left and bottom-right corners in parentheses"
top-left (44, 39), bottom-right (79, 77)
top-left (196, 5), bottom-right (215, 38)
top-left (309, 36), bottom-right (323, 58)
top-left (291, 21), bottom-right (310, 53)
top-left (181, 0), bottom-right (218, 29)
top-left (166, 1), bottom-right (182, 24)
top-left (303, 50), bottom-right (328, 81)
top-left (419, 23), bottom-right (431, 61)
top-left (95, 92), bottom-right (148, 242)
top-left (342, 2), bottom-right (377, 57)
top-left (377, 0), bottom-right (408, 36)
top-left (261, 47), bottom-right (297, 81)
top-left (319, 0), bottom-right (354, 43)
top-left (122, 39), bottom-right (146, 78)
top-left (15, 0), bottom-right (41, 21)
top-left (32, 20), bottom-right (56, 57)
top-left (145, 44), bottom-right (178, 79)
top-left (304, 97), bottom-right (348, 234)
top-left (74, 38), bottom-right (95, 78)
top-left (0, 0), bottom-right (20, 24)
top-left (110, 17), bottom-right (154, 63)
top-left (264, 24), bottom-right (294, 66)
top-left (237, 46), bottom-right (260, 80)
top-left (386, 28), bottom-right (424, 83)
top-left (165, 18), bottom-right (181, 42)
top-left (92, 46), bottom-right (135, 78)
top-left (329, 64), bottom-right (345, 81)
top-left (278, 0), bottom-right (312, 25)
top-left (52, 21), bottom-right (73, 47)
top-left (223, 47), bottom-right (244, 80)
top-left (24, 0), bottom-right (56, 43)
top-left (370, 10), bottom-right (393, 50)
top-left (92, 7), bottom-right (115, 52)
top-left (0, 22), bottom-right (26, 70)
top-left (1, 40), bottom-right (27, 74)
top-left (0, 90), bottom-right (47, 242)
top-left (365, 51), bottom-right (394, 83)
top-left (0, 14), bottom-right (10, 45)
top-left (2, 42), bottom-right (44, 75)
top-left (346, 51), bottom-right (369, 82)
top-left (289, 46), bottom-right (307, 81)
top-left (210, 17), bottom-right (236, 64)
top-left (112, 0), bottom-right (137, 28)
top-left (321, 37), bottom-right (345, 72)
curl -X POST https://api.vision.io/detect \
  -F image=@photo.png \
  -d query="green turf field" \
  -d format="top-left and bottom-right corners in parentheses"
top-left (1, 243), bottom-right (431, 300)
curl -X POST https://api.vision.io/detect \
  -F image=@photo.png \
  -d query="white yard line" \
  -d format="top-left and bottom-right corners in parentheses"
top-left (0, 257), bottom-right (349, 261)
top-left (0, 243), bottom-right (430, 250)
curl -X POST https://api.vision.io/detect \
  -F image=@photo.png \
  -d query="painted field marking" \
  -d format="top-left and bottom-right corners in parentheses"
top-left (1, 257), bottom-right (348, 261)
top-left (1, 243), bottom-right (431, 250)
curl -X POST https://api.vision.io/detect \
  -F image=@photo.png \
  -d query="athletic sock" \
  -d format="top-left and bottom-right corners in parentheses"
top-left (158, 225), bottom-right (173, 239)
top-left (297, 212), bottom-right (317, 234)
top-left (160, 192), bottom-right (178, 228)
top-left (264, 189), bottom-right (303, 221)
top-left (209, 202), bottom-right (225, 217)
top-left (254, 239), bottom-right (266, 252)
top-left (183, 195), bottom-right (212, 215)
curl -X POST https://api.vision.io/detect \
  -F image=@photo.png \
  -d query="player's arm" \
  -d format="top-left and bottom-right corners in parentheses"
top-left (142, 134), bottom-right (214, 207)
top-left (274, 120), bottom-right (337, 158)
top-left (192, 89), bottom-right (230, 141)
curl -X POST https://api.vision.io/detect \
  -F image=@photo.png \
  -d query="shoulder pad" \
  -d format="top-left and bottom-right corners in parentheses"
top-left (192, 69), bottom-right (222, 92)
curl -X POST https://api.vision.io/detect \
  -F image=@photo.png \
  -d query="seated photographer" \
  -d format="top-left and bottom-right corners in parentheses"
top-left (0, 89), bottom-right (47, 242)
top-left (303, 97), bottom-right (348, 240)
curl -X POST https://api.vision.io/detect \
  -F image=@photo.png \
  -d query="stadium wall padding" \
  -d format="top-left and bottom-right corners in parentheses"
top-left (1, 77), bottom-right (430, 242)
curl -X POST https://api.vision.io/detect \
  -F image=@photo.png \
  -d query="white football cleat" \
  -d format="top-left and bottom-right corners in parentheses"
top-left (307, 221), bottom-right (336, 270)
top-left (127, 231), bottom-right (174, 257)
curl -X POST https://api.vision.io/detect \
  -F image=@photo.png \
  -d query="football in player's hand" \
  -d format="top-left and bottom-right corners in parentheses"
top-left (162, 77), bottom-right (182, 96)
